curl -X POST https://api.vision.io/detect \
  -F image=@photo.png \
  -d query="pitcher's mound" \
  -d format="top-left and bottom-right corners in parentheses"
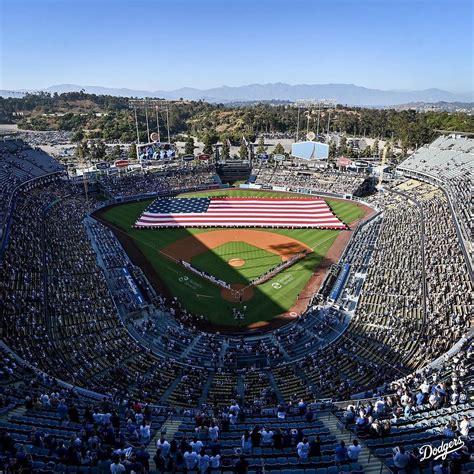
top-left (228, 258), bottom-right (245, 267)
top-left (221, 283), bottom-right (254, 302)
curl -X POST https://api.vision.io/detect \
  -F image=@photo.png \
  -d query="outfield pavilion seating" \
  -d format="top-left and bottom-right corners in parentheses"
top-left (252, 165), bottom-right (372, 197)
top-left (99, 166), bottom-right (217, 199)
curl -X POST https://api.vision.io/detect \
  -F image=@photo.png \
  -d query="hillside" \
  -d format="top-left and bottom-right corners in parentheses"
top-left (1, 92), bottom-right (473, 148)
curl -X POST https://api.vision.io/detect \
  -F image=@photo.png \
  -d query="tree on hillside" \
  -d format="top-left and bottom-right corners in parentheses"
top-left (111, 145), bottom-right (122, 161)
top-left (74, 142), bottom-right (86, 164)
top-left (256, 136), bottom-right (266, 154)
top-left (348, 147), bottom-right (359, 159)
top-left (273, 142), bottom-right (285, 156)
top-left (400, 141), bottom-right (408, 158)
top-left (239, 143), bottom-right (249, 160)
top-left (202, 133), bottom-right (216, 155)
top-left (384, 141), bottom-right (394, 160)
top-left (184, 137), bottom-right (195, 155)
top-left (221, 138), bottom-right (230, 160)
top-left (372, 138), bottom-right (380, 157)
top-left (91, 141), bottom-right (106, 162)
top-left (71, 129), bottom-right (84, 142)
top-left (339, 136), bottom-right (348, 156)
top-left (128, 144), bottom-right (137, 160)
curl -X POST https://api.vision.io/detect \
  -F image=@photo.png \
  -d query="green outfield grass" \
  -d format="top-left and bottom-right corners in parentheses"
top-left (100, 189), bottom-right (364, 326)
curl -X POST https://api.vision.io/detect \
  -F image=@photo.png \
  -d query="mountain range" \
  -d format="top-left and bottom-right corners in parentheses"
top-left (1, 82), bottom-right (472, 106)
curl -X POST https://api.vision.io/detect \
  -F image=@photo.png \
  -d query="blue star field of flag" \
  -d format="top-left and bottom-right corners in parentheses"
top-left (145, 198), bottom-right (210, 214)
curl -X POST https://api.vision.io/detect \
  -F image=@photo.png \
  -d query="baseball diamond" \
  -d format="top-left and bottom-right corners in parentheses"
top-left (97, 189), bottom-right (368, 328)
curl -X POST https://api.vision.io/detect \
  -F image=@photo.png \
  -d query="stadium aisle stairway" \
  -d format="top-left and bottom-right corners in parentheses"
top-left (198, 371), bottom-right (215, 406)
top-left (321, 412), bottom-right (387, 474)
top-left (147, 415), bottom-right (184, 463)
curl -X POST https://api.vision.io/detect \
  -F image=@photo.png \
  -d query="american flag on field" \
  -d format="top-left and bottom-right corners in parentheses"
top-left (134, 197), bottom-right (347, 229)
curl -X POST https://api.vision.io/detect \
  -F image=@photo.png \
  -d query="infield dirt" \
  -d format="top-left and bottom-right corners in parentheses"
top-left (160, 229), bottom-right (311, 263)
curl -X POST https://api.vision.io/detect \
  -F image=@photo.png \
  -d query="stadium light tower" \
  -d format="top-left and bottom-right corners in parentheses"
top-left (293, 99), bottom-right (337, 142)
top-left (128, 99), bottom-right (175, 161)
top-left (128, 99), bottom-right (173, 145)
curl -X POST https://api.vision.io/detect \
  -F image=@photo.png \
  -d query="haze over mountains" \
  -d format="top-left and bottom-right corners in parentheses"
top-left (1, 82), bottom-right (472, 106)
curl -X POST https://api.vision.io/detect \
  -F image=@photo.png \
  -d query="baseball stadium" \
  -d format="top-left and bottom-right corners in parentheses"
top-left (2, 0), bottom-right (474, 464)
top-left (0, 127), bottom-right (472, 474)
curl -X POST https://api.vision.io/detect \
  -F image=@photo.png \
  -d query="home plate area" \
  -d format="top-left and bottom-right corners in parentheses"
top-left (161, 230), bottom-right (313, 304)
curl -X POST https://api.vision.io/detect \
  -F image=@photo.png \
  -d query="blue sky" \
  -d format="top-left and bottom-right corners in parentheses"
top-left (0, 0), bottom-right (472, 93)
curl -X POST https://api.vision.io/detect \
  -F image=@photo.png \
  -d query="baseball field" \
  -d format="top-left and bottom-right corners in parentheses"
top-left (98, 189), bottom-right (366, 329)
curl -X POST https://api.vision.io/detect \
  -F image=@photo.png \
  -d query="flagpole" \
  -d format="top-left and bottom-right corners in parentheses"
top-left (296, 107), bottom-right (300, 142)
top-left (134, 107), bottom-right (140, 144)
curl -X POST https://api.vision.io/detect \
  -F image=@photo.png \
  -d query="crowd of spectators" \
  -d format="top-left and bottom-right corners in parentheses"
top-left (253, 165), bottom-right (371, 196)
top-left (338, 335), bottom-right (473, 472)
top-left (398, 135), bottom-right (473, 265)
top-left (99, 167), bottom-right (217, 198)
top-left (0, 139), bottom-right (63, 240)
top-left (1, 163), bottom-right (470, 411)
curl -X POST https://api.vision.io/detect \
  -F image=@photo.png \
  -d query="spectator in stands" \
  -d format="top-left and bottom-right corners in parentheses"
top-left (393, 446), bottom-right (410, 473)
top-left (234, 455), bottom-right (249, 473)
top-left (156, 436), bottom-right (170, 457)
top-left (406, 448), bottom-right (422, 473)
top-left (208, 422), bottom-right (219, 443)
top-left (347, 439), bottom-right (361, 462)
top-left (198, 448), bottom-right (210, 473)
top-left (459, 415), bottom-right (471, 438)
top-left (110, 455), bottom-right (126, 474)
top-left (297, 437), bottom-right (310, 461)
top-left (209, 449), bottom-right (221, 471)
top-left (273, 428), bottom-right (283, 450)
top-left (153, 449), bottom-right (166, 473)
top-left (241, 431), bottom-right (252, 454)
top-left (250, 426), bottom-right (261, 448)
top-left (190, 436), bottom-right (204, 453)
top-left (335, 440), bottom-right (348, 465)
top-left (309, 435), bottom-right (321, 459)
top-left (433, 460), bottom-right (450, 474)
top-left (184, 446), bottom-right (198, 471)
top-left (140, 421), bottom-right (151, 444)
top-left (261, 426), bottom-right (274, 446)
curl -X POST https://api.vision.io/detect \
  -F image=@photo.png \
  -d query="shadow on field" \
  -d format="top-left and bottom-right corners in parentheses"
top-left (92, 198), bottom-right (347, 334)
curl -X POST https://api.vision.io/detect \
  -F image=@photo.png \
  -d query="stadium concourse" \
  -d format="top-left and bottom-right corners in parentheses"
top-left (0, 136), bottom-right (472, 473)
